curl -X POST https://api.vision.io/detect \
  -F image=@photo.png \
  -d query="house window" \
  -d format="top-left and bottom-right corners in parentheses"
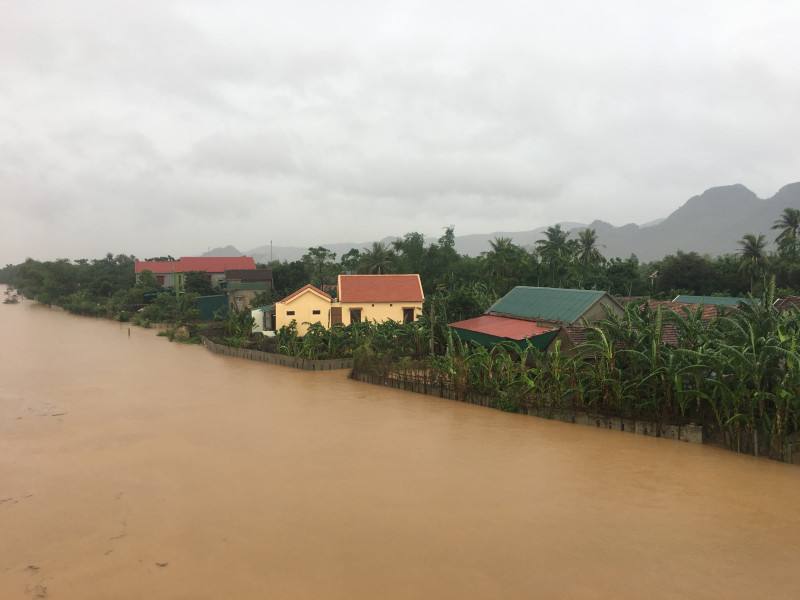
top-left (234, 296), bottom-right (245, 309)
top-left (156, 275), bottom-right (165, 285)
top-left (312, 310), bottom-right (321, 315)
top-left (349, 308), bottom-right (362, 323)
top-left (403, 308), bottom-right (415, 324)
top-left (287, 310), bottom-right (295, 316)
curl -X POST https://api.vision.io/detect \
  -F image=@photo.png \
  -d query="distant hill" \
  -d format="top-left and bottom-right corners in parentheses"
top-left (203, 182), bottom-right (800, 264)
top-left (203, 245), bottom-right (245, 257)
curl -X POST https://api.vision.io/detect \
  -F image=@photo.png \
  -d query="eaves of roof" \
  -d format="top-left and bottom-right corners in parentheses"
top-left (449, 315), bottom-right (557, 341)
top-left (279, 284), bottom-right (332, 304)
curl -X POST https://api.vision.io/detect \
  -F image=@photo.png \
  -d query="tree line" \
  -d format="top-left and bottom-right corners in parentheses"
top-left (1, 207), bottom-right (797, 318)
top-left (269, 208), bottom-right (799, 300)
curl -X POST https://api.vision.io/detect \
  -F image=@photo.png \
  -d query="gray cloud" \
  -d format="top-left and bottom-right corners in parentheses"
top-left (2, 1), bottom-right (799, 263)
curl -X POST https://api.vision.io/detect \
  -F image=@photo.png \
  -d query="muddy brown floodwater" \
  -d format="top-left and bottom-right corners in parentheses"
top-left (2, 299), bottom-right (800, 599)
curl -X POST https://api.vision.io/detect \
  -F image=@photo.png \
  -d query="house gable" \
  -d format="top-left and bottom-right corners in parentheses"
top-left (280, 284), bottom-right (333, 305)
top-left (275, 284), bottom-right (333, 335)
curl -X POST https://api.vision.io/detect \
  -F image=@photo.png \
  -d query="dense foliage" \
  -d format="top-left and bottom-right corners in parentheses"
top-left (352, 280), bottom-right (800, 459)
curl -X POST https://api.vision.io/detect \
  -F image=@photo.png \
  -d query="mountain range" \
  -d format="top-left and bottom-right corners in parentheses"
top-left (204, 182), bottom-right (800, 264)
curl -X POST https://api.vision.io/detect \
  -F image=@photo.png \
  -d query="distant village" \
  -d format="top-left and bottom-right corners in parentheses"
top-left (133, 255), bottom-right (800, 356)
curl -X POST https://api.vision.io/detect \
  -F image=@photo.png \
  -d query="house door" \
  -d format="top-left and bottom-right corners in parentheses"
top-left (331, 306), bottom-right (343, 325)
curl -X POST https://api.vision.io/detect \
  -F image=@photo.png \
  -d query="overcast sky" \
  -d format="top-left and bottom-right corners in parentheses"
top-left (2, 1), bottom-right (799, 264)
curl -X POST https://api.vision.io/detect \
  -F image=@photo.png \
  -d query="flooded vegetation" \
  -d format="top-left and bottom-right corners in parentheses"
top-left (3, 299), bottom-right (800, 598)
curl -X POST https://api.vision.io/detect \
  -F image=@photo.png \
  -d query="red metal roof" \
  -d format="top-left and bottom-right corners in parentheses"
top-left (279, 284), bottom-right (332, 304)
top-left (449, 315), bottom-right (557, 340)
top-left (135, 256), bottom-right (255, 274)
top-left (337, 274), bottom-right (423, 303)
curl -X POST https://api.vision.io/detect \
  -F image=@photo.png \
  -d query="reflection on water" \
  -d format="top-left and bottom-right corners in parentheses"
top-left (2, 299), bottom-right (800, 599)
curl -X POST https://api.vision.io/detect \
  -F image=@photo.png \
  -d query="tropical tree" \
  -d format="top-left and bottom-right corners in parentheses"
top-left (392, 232), bottom-right (426, 274)
top-left (359, 242), bottom-right (397, 274)
top-left (184, 271), bottom-right (217, 296)
top-left (772, 207), bottom-right (800, 257)
top-left (481, 237), bottom-right (527, 292)
top-left (340, 248), bottom-right (361, 274)
top-left (737, 233), bottom-right (769, 294)
top-left (577, 228), bottom-right (604, 285)
top-left (535, 224), bottom-right (575, 287)
top-left (302, 246), bottom-right (337, 288)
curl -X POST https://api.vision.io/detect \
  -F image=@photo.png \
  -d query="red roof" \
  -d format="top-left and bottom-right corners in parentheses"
top-left (135, 256), bottom-right (255, 274)
top-left (449, 315), bottom-right (556, 340)
top-left (279, 284), bottom-right (332, 304)
top-left (337, 274), bottom-right (423, 303)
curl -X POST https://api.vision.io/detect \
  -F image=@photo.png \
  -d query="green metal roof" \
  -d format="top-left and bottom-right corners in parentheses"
top-left (673, 295), bottom-right (755, 306)
top-left (489, 286), bottom-right (611, 324)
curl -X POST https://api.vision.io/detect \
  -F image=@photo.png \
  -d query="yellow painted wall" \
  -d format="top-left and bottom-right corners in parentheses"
top-left (337, 301), bottom-right (423, 326)
top-left (275, 291), bottom-right (332, 336)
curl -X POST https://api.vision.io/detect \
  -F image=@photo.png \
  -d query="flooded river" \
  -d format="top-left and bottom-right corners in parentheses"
top-left (2, 299), bottom-right (800, 599)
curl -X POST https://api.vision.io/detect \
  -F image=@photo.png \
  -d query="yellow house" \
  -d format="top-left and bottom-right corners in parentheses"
top-left (334, 274), bottom-right (424, 326)
top-left (274, 284), bottom-right (334, 336)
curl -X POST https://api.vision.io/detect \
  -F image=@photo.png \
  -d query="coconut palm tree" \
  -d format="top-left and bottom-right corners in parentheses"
top-left (771, 207), bottom-right (800, 256)
top-left (535, 225), bottom-right (575, 287)
top-left (737, 233), bottom-right (769, 294)
top-left (481, 237), bottom-right (526, 292)
top-left (359, 242), bottom-right (397, 274)
top-left (577, 228), bottom-right (604, 285)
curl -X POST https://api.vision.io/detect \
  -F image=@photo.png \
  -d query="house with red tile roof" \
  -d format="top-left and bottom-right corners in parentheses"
top-left (335, 274), bottom-right (424, 326)
top-left (134, 256), bottom-right (256, 290)
top-left (273, 274), bottom-right (425, 335)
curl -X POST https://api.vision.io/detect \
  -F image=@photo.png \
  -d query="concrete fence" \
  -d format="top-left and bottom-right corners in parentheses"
top-left (200, 336), bottom-right (354, 371)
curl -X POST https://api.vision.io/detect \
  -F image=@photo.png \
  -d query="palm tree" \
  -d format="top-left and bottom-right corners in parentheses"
top-left (737, 233), bottom-right (769, 294)
top-left (771, 207), bottom-right (800, 256)
top-left (577, 228), bottom-right (604, 285)
top-left (535, 225), bottom-right (574, 287)
top-left (359, 242), bottom-right (397, 274)
top-left (481, 237), bottom-right (526, 291)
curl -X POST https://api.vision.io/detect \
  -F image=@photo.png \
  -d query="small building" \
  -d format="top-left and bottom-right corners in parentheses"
top-left (488, 286), bottom-right (624, 326)
top-left (224, 269), bottom-right (273, 310)
top-left (455, 286), bottom-right (625, 353)
top-left (274, 284), bottom-right (334, 336)
top-left (134, 256), bottom-right (256, 291)
top-left (335, 274), bottom-right (424, 326)
top-left (251, 305), bottom-right (276, 335)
